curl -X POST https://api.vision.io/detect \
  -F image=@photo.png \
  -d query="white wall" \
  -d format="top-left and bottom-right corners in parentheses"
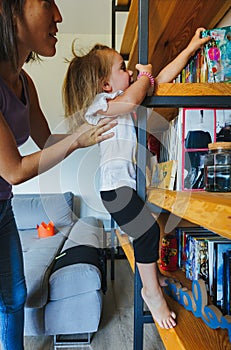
top-left (13, 30), bottom-right (124, 221)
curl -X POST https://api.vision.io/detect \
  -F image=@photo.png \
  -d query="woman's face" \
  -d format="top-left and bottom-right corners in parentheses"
top-left (15, 0), bottom-right (62, 59)
top-left (108, 52), bottom-right (133, 92)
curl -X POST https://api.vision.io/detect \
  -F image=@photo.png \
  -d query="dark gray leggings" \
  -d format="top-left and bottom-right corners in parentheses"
top-left (100, 186), bottom-right (160, 263)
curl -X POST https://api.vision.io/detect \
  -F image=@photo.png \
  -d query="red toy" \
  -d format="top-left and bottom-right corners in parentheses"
top-left (160, 234), bottom-right (178, 271)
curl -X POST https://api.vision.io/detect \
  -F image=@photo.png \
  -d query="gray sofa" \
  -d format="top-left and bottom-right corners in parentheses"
top-left (12, 192), bottom-right (105, 346)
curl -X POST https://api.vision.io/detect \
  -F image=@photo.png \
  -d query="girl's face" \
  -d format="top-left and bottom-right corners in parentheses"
top-left (108, 52), bottom-right (133, 92)
top-left (15, 0), bottom-right (62, 59)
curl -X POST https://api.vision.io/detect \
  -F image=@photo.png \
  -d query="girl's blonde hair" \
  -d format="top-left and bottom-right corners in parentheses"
top-left (62, 43), bottom-right (116, 128)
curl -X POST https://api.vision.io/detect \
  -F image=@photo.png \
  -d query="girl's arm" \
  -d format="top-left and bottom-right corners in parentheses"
top-left (98, 63), bottom-right (153, 116)
top-left (155, 28), bottom-right (211, 85)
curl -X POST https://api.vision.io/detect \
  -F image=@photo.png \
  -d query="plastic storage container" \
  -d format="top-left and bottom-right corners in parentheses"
top-left (204, 142), bottom-right (231, 192)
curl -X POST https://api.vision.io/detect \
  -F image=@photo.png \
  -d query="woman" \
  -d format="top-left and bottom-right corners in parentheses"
top-left (0, 1), bottom-right (116, 349)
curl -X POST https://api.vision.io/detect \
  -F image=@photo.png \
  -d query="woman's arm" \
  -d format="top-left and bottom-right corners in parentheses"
top-left (0, 110), bottom-right (116, 185)
top-left (0, 76), bottom-right (117, 185)
top-left (155, 28), bottom-right (211, 85)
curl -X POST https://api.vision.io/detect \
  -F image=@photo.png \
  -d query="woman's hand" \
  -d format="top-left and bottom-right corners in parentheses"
top-left (74, 117), bottom-right (118, 148)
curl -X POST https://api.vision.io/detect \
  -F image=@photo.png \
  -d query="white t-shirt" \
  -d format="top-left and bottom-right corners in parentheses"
top-left (85, 91), bottom-right (137, 191)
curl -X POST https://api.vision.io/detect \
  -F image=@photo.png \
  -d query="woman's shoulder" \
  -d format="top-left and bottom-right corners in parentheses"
top-left (20, 69), bottom-right (34, 87)
top-left (20, 69), bottom-right (40, 105)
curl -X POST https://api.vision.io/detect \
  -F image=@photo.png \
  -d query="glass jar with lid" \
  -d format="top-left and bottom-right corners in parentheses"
top-left (204, 142), bottom-right (231, 192)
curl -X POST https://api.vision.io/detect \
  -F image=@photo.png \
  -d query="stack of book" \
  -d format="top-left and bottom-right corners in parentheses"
top-left (176, 227), bottom-right (231, 314)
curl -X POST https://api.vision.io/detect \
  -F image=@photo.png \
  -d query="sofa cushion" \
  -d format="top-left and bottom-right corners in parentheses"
top-left (12, 192), bottom-right (74, 229)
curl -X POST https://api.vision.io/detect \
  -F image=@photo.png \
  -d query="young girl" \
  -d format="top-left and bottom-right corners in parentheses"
top-left (63, 28), bottom-right (210, 329)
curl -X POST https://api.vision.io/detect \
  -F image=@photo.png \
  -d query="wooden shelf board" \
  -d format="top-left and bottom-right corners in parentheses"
top-left (115, 229), bottom-right (231, 349)
top-left (120, 0), bottom-right (137, 57)
top-left (115, 230), bottom-right (135, 271)
top-left (147, 81), bottom-right (231, 123)
top-left (157, 294), bottom-right (230, 350)
top-left (147, 188), bottom-right (231, 238)
top-left (155, 83), bottom-right (231, 96)
top-left (116, 0), bottom-right (130, 6)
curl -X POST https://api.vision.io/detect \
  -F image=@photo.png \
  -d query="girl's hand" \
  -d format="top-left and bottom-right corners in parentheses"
top-left (187, 27), bottom-right (211, 56)
top-left (135, 63), bottom-right (154, 95)
top-left (135, 63), bottom-right (153, 76)
top-left (74, 117), bottom-right (118, 148)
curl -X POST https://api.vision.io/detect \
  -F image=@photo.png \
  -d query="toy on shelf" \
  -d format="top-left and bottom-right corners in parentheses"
top-left (202, 26), bottom-right (231, 83)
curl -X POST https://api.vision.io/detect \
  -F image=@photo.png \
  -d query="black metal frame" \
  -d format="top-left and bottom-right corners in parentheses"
top-left (112, 0), bottom-right (131, 49)
top-left (143, 95), bottom-right (231, 108)
top-left (54, 333), bottom-right (92, 349)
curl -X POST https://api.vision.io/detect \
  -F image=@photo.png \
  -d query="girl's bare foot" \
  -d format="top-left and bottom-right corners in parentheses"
top-left (141, 286), bottom-right (176, 329)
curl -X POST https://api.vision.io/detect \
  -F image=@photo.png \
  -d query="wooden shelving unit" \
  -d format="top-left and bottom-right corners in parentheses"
top-left (115, 229), bottom-right (231, 350)
top-left (116, 1), bottom-right (231, 349)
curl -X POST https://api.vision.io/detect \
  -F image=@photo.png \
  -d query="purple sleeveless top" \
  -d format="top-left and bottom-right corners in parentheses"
top-left (0, 70), bottom-right (30, 199)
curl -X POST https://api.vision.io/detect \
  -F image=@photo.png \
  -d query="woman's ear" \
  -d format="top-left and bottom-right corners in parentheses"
top-left (102, 81), bottom-right (112, 93)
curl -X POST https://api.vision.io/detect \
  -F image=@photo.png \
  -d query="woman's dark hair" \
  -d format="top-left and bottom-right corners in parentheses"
top-left (0, 0), bottom-right (37, 69)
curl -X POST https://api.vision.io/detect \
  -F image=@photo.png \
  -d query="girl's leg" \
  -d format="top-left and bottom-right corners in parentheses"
top-left (0, 200), bottom-right (27, 350)
top-left (101, 187), bottom-right (176, 329)
top-left (133, 223), bottom-right (176, 329)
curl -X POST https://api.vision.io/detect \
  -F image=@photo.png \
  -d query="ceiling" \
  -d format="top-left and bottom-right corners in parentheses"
top-left (56, 0), bottom-right (128, 35)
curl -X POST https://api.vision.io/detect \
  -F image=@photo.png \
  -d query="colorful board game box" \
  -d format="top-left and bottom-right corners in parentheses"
top-left (185, 235), bottom-right (221, 285)
top-left (202, 26), bottom-right (231, 82)
top-left (176, 227), bottom-right (208, 270)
